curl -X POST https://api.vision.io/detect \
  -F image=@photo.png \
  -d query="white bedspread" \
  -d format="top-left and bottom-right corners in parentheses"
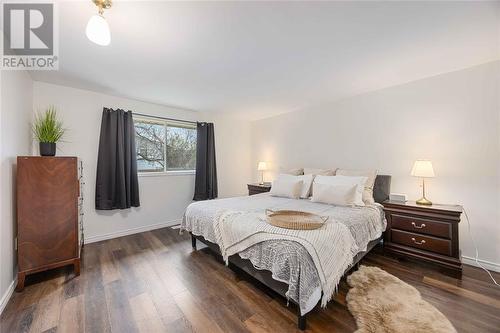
top-left (213, 209), bottom-right (358, 308)
top-left (181, 193), bottom-right (386, 314)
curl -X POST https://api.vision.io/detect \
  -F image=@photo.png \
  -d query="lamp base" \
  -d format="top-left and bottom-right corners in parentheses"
top-left (416, 197), bottom-right (432, 205)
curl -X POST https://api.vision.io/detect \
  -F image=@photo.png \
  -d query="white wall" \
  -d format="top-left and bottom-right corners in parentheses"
top-left (0, 70), bottom-right (33, 311)
top-left (33, 82), bottom-right (251, 243)
top-left (252, 61), bottom-right (500, 269)
top-left (206, 113), bottom-right (252, 198)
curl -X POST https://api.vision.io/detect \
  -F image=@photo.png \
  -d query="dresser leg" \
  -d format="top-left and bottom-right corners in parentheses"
top-left (442, 266), bottom-right (462, 279)
top-left (74, 258), bottom-right (81, 276)
top-left (451, 270), bottom-right (462, 279)
top-left (16, 272), bottom-right (26, 292)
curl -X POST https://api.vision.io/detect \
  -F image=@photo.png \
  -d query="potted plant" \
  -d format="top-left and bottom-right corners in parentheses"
top-left (33, 107), bottom-right (65, 156)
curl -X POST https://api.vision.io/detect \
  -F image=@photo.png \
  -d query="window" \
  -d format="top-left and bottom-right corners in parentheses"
top-left (134, 116), bottom-right (196, 173)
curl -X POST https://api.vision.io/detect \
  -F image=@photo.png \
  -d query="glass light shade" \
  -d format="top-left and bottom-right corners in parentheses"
top-left (411, 160), bottom-right (435, 178)
top-left (86, 14), bottom-right (111, 46)
top-left (257, 161), bottom-right (267, 171)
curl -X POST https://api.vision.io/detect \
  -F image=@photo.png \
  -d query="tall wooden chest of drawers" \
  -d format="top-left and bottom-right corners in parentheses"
top-left (16, 156), bottom-right (82, 290)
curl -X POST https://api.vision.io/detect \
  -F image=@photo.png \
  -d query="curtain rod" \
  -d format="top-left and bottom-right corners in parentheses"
top-left (133, 112), bottom-right (198, 125)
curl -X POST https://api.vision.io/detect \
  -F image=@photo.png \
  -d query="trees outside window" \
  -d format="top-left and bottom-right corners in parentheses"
top-left (134, 117), bottom-right (196, 173)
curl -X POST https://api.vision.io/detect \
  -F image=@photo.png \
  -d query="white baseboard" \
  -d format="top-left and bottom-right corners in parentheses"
top-left (0, 278), bottom-right (17, 316)
top-left (84, 219), bottom-right (182, 244)
top-left (462, 255), bottom-right (500, 273)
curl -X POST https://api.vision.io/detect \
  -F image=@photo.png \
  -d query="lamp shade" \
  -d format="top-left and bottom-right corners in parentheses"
top-left (411, 160), bottom-right (435, 178)
top-left (257, 161), bottom-right (267, 171)
top-left (86, 14), bottom-right (111, 46)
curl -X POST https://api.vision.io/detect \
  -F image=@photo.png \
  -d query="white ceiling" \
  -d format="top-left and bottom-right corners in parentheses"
top-left (31, 1), bottom-right (499, 120)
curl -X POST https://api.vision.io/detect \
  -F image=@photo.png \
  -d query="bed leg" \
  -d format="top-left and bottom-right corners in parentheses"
top-left (191, 233), bottom-right (197, 250)
top-left (298, 313), bottom-right (306, 330)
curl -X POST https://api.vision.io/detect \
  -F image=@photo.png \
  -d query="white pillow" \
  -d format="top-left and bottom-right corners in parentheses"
top-left (279, 167), bottom-right (304, 176)
top-left (304, 168), bottom-right (336, 176)
top-left (336, 169), bottom-right (377, 204)
top-left (276, 174), bottom-right (314, 198)
top-left (270, 179), bottom-right (303, 199)
top-left (311, 183), bottom-right (358, 206)
top-left (314, 175), bottom-right (368, 206)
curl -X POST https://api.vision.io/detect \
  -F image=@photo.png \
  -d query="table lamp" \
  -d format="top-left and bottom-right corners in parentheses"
top-left (257, 162), bottom-right (267, 185)
top-left (411, 160), bottom-right (435, 205)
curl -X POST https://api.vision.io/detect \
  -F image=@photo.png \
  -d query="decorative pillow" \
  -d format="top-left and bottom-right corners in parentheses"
top-left (336, 169), bottom-right (377, 204)
top-left (276, 173), bottom-right (314, 198)
top-left (304, 168), bottom-right (336, 176)
top-left (314, 175), bottom-right (368, 206)
top-left (270, 179), bottom-right (303, 199)
top-left (279, 167), bottom-right (304, 176)
top-left (311, 183), bottom-right (358, 206)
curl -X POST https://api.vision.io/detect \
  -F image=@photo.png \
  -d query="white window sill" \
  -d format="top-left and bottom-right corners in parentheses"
top-left (138, 170), bottom-right (195, 177)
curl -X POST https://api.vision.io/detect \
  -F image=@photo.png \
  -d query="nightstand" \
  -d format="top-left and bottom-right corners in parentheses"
top-left (247, 183), bottom-right (271, 196)
top-left (382, 200), bottom-right (463, 276)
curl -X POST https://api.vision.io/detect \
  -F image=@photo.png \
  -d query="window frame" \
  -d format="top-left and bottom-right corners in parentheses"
top-left (133, 115), bottom-right (197, 176)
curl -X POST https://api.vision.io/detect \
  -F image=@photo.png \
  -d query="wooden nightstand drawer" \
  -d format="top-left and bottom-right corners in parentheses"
top-left (248, 183), bottom-right (271, 196)
top-left (383, 200), bottom-right (462, 276)
top-left (391, 229), bottom-right (452, 256)
top-left (249, 189), bottom-right (265, 196)
top-left (391, 214), bottom-right (451, 239)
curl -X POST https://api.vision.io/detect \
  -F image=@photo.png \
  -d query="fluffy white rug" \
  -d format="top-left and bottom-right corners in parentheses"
top-left (346, 265), bottom-right (456, 333)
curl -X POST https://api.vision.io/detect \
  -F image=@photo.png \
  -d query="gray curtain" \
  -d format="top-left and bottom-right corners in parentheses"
top-left (193, 122), bottom-right (218, 200)
top-left (95, 108), bottom-right (140, 210)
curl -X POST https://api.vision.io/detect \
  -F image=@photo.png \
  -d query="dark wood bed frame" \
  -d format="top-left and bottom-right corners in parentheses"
top-left (190, 175), bottom-right (391, 330)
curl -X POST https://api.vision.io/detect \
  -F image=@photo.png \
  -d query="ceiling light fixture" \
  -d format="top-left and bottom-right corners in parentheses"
top-left (86, 0), bottom-right (112, 46)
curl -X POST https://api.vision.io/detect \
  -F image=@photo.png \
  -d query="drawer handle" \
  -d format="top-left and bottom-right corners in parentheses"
top-left (411, 222), bottom-right (426, 229)
top-left (411, 237), bottom-right (426, 245)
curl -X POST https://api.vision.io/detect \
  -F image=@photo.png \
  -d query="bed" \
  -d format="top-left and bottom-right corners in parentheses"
top-left (181, 175), bottom-right (391, 330)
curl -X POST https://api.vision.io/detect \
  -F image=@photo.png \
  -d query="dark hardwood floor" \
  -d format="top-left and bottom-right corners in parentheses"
top-left (1, 227), bottom-right (499, 333)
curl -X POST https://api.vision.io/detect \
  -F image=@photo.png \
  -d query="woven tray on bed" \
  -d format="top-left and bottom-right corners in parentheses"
top-left (265, 209), bottom-right (328, 230)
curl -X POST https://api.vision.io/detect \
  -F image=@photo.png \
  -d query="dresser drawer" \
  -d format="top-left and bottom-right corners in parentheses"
top-left (391, 229), bottom-right (452, 256)
top-left (391, 214), bottom-right (451, 239)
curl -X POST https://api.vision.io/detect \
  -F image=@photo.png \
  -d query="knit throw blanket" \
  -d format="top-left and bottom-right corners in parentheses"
top-left (213, 210), bottom-right (359, 307)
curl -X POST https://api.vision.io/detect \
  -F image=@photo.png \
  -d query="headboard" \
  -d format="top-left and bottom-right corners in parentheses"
top-left (373, 175), bottom-right (391, 204)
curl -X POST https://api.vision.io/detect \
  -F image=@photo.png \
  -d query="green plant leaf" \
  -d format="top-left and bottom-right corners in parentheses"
top-left (32, 106), bottom-right (65, 143)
